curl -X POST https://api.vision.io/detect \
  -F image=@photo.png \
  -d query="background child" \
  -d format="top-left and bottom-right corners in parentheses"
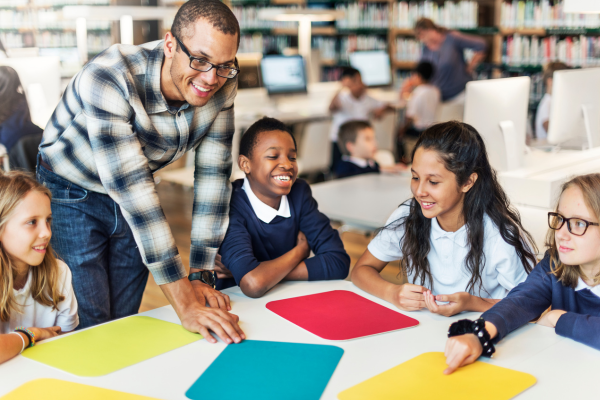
top-left (444, 173), bottom-right (600, 374)
top-left (0, 171), bottom-right (78, 365)
top-left (535, 62), bottom-right (569, 140)
top-left (351, 121), bottom-right (537, 316)
top-left (328, 67), bottom-right (390, 172)
top-left (398, 61), bottom-right (441, 163)
top-left (218, 117), bottom-right (350, 297)
top-left (336, 120), bottom-right (406, 179)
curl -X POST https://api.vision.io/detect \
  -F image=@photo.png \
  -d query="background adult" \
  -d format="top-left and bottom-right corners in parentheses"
top-left (0, 66), bottom-right (43, 172)
top-left (37, 0), bottom-right (244, 344)
top-left (408, 18), bottom-right (487, 105)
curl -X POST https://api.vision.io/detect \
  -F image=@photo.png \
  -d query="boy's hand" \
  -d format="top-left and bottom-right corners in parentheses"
top-left (536, 309), bottom-right (567, 328)
top-left (424, 290), bottom-right (472, 317)
top-left (386, 283), bottom-right (426, 311)
top-left (29, 326), bottom-right (61, 342)
top-left (296, 231), bottom-right (310, 259)
top-left (214, 254), bottom-right (233, 279)
top-left (444, 334), bottom-right (482, 374)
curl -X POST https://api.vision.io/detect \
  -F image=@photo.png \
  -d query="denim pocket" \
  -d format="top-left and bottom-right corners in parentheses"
top-left (40, 171), bottom-right (89, 204)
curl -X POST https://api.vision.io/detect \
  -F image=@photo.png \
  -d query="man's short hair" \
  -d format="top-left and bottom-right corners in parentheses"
top-left (414, 61), bottom-right (435, 82)
top-left (239, 117), bottom-right (297, 159)
top-left (337, 120), bottom-right (372, 155)
top-left (341, 67), bottom-right (361, 80)
top-left (171, 0), bottom-right (240, 47)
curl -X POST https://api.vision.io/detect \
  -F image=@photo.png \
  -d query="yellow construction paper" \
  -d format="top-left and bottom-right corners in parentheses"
top-left (22, 316), bottom-right (203, 377)
top-left (0, 379), bottom-right (159, 400)
top-left (338, 352), bottom-right (536, 400)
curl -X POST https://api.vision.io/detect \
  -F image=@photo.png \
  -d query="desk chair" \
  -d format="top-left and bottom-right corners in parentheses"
top-left (297, 120), bottom-right (331, 179)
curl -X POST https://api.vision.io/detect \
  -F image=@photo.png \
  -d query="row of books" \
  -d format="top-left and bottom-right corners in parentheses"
top-left (394, 37), bottom-right (421, 62)
top-left (500, 0), bottom-right (600, 29)
top-left (335, 3), bottom-right (389, 30)
top-left (0, 9), bottom-right (110, 30)
top-left (393, 1), bottom-right (478, 29)
top-left (238, 34), bottom-right (291, 55)
top-left (312, 36), bottom-right (336, 61)
top-left (0, 30), bottom-right (109, 51)
top-left (339, 35), bottom-right (387, 62)
top-left (503, 34), bottom-right (600, 67)
top-left (0, 0), bottom-right (106, 6)
top-left (232, 6), bottom-right (297, 30)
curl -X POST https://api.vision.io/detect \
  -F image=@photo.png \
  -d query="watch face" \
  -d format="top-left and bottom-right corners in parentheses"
top-left (201, 270), bottom-right (216, 287)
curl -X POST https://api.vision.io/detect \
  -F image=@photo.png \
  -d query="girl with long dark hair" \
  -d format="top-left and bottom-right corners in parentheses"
top-left (351, 121), bottom-right (537, 317)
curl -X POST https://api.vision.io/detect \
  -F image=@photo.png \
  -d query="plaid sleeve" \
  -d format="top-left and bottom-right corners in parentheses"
top-left (189, 80), bottom-right (237, 271)
top-left (78, 64), bottom-right (186, 285)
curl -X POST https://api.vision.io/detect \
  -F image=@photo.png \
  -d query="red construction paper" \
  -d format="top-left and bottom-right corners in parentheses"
top-left (266, 290), bottom-right (419, 340)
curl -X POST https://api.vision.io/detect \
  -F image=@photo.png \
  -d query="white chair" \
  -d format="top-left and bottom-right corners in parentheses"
top-left (297, 120), bottom-right (332, 176)
top-left (435, 101), bottom-right (464, 123)
top-left (371, 112), bottom-right (396, 152)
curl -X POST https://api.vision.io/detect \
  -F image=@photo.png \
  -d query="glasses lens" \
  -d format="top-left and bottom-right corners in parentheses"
top-left (549, 214), bottom-right (563, 229)
top-left (569, 219), bottom-right (588, 236)
top-left (190, 59), bottom-right (212, 72)
top-left (217, 67), bottom-right (238, 78)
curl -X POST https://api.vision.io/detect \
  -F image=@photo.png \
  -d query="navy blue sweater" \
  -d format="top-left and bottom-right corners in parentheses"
top-left (0, 99), bottom-right (42, 152)
top-left (335, 160), bottom-right (380, 179)
top-left (482, 253), bottom-right (600, 350)
top-left (217, 179), bottom-right (350, 290)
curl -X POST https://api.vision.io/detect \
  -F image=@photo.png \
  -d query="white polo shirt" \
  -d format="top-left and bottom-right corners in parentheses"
top-left (367, 203), bottom-right (529, 298)
top-left (330, 91), bottom-right (385, 141)
top-left (575, 278), bottom-right (600, 298)
top-left (1, 260), bottom-right (79, 334)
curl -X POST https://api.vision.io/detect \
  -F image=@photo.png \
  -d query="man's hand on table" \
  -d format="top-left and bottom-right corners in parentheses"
top-left (191, 279), bottom-right (231, 311)
top-left (179, 302), bottom-right (245, 344)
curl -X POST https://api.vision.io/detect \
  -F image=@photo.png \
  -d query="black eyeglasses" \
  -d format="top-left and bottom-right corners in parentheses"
top-left (548, 212), bottom-right (599, 236)
top-left (173, 35), bottom-right (239, 79)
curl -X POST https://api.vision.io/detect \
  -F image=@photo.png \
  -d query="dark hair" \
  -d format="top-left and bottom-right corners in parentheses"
top-left (414, 18), bottom-right (447, 34)
top-left (239, 117), bottom-right (296, 159)
top-left (0, 66), bottom-right (30, 126)
top-left (171, 0), bottom-right (240, 47)
top-left (414, 61), bottom-right (435, 82)
top-left (388, 121), bottom-right (537, 295)
top-left (337, 120), bottom-right (372, 156)
top-left (341, 67), bottom-right (360, 80)
top-left (542, 62), bottom-right (569, 83)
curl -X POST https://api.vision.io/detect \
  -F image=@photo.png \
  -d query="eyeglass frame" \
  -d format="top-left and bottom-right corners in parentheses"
top-left (547, 212), bottom-right (600, 236)
top-left (172, 34), bottom-right (239, 79)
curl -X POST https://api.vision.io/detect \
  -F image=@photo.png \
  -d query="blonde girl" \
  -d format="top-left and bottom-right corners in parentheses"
top-left (444, 173), bottom-right (600, 374)
top-left (0, 171), bottom-right (78, 364)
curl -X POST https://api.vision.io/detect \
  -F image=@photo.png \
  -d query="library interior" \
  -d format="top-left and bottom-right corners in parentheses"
top-left (1, 0), bottom-right (600, 399)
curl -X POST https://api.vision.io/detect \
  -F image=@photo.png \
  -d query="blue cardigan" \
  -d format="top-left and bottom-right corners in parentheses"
top-left (482, 253), bottom-right (600, 350)
top-left (217, 179), bottom-right (350, 290)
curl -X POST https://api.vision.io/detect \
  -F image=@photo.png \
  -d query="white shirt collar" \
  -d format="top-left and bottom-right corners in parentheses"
top-left (341, 155), bottom-right (377, 169)
top-left (431, 217), bottom-right (468, 248)
top-left (242, 177), bottom-right (291, 224)
top-left (575, 277), bottom-right (600, 298)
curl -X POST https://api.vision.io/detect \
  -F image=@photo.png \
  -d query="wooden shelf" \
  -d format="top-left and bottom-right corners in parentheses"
top-left (500, 27), bottom-right (546, 36)
top-left (320, 58), bottom-right (337, 66)
top-left (392, 60), bottom-right (417, 69)
top-left (391, 28), bottom-right (414, 36)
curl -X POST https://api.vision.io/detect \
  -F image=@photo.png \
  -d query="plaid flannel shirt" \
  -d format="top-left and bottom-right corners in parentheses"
top-left (40, 41), bottom-right (236, 285)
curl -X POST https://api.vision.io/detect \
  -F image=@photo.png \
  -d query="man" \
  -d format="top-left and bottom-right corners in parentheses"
top-left (37, 0), bottom-right (244, 344)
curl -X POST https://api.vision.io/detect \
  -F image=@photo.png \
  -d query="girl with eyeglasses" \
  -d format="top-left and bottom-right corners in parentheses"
top-left (443, 173), bottom-right (600, 375)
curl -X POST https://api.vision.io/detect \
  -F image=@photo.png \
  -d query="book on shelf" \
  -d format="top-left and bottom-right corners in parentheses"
top-left (393, 1), bottom-right (478, 30)
top-left (503, 34), bottom-right (600, 67)
top-left (500, 0), bottom-right (600, 29)
top-left (336, 3), bottom-right (389, 30)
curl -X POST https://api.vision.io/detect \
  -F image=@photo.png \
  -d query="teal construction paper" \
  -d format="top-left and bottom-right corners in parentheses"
top-left (185, 340), bottom-right (344, 400)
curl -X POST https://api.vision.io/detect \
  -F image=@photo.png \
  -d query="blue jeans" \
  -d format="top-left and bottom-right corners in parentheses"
top-left (37, 164), bottom-right (149, 329)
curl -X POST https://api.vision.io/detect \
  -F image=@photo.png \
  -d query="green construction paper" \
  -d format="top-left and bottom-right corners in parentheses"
top-left (22, 316), bottom-right (203, 377)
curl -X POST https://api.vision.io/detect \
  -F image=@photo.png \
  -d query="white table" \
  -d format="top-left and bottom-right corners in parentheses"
top-left (0, 280), bottom-right (597, 399)
top-left (310, 173), bottom-right (550, 254)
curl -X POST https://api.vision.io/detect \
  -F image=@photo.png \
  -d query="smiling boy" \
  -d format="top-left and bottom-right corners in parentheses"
top-left (37, 0), bottom-right (244, 344)
top-left (218, 117), bottom-right (350, 297)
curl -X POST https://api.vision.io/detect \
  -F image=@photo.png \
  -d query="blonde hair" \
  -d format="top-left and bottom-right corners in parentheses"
top-left (0, 171), bottom-right (64, 322)
top-left (546, 173), bottom-right (600, 288)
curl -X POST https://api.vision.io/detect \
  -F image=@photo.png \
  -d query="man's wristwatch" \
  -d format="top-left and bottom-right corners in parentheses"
top-left (188, 270), bottom-right (216, 289)
top-left (448, 318), bottom-right (496, 358)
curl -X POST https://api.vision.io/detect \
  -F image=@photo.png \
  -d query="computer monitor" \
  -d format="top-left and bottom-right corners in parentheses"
top-left (463, 76), bottom-right (530, 172)
top-left (547, 68), bottom-right (600, 149)
top-left (349, 51), bottom-right (392, 87)
top-left (260, 55), bottom-right (307, 95)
